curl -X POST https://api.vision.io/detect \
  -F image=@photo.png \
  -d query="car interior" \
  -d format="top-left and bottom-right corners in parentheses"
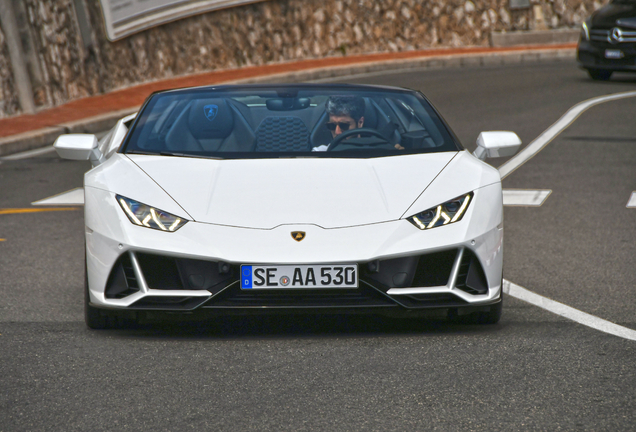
top-left (130, 91), bottom-right (452, 155)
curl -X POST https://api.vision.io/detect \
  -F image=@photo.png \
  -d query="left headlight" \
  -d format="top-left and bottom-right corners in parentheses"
top-left (406, 192), bottom-right (473, 230)
top-left (581, 21), bottom-right (590, 41)
top-left (116, 195), bottom-right (188, 232)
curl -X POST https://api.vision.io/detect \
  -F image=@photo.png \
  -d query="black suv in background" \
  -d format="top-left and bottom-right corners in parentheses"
top-left (577, 0), bottom-right (636, 80)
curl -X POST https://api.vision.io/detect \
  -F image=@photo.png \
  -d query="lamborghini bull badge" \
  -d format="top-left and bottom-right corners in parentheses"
top-left (291, 231), bottom-right (306, 242)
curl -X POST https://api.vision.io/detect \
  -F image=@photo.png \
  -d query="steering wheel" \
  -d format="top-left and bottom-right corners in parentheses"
top-left (328, 128), bottom-right (390, 151)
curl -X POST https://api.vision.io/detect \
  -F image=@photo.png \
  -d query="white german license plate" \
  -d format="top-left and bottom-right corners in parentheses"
top-left (605, 49), bottom-right (624, 59)
top-left (240, 264), bottom-right (358, 289)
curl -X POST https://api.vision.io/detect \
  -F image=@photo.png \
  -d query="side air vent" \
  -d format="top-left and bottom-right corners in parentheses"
top-left (455, 250), bottom-right (489, 295)
top-left (105, 253), bottom-right (140, 299)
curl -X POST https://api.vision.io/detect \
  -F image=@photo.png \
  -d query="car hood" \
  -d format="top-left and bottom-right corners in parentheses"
top-left (592, 2), bottom-right (636, 28)
top-left (127, 153), bottom-right (458, 229)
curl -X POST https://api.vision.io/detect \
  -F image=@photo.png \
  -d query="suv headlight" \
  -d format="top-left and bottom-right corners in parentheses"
top-left (116, 195), bottom-right (187, 232)
top-left (581, 21), bottom-right (590, 41)
top-left (407, 192), bottom-right (473, 230)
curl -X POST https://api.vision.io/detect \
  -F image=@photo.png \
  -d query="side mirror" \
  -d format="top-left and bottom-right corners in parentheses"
top-left (54, 134), bottom-right (103, 166)
top-left (473, 131), bottom-right (522, 161)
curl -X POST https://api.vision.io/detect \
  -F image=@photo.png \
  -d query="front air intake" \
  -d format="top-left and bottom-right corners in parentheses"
top-left (455, 250), bottom-right (489, 295)
top-left (105, 252), bottom-right (238, 298)
top-left (104, 253), bottom-right (140, 299)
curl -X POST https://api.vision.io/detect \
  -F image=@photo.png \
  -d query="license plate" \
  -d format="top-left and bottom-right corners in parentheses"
top-left (605, 49), bottom-right (624, 59)
top-left (240, 264), bottom-right (358, 289)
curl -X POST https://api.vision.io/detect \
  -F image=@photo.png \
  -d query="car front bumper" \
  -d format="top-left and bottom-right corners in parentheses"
top-left (85, 184), bottom-right (504, 315)
top-left (577, 39), bottom-right (636, 72)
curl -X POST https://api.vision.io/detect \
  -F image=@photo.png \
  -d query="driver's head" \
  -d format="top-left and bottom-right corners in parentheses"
top-left (326, 96), bottom-right (365, 138)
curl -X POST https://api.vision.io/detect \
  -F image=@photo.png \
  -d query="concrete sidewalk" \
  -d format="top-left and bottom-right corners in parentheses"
top-left (0, 43), bottom-right (577, 157)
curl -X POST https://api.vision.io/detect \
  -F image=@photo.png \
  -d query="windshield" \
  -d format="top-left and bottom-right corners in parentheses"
top-left (122, 85), bottom-right (461, 159)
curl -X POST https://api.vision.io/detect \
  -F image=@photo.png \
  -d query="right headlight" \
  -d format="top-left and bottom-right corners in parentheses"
top-left (116, 195), bottom-right (188, 232)
top-left (406, 192), bottom-right (473, 230)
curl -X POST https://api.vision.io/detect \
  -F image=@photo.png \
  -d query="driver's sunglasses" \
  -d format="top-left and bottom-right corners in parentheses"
top-left (325, 122), bottom-right (352, 132)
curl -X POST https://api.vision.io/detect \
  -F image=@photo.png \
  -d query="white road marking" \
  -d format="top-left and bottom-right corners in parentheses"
top-left (496, 92), bottom-right (636, 341)
top-left (32, 188), bottom-right (84, 206)
top-left (503, 189), bottom-right (551, 206)
top-left (504, 280), bottom-right (636, 341)
top-left (498, 90), bottom-right (636, 179)
top-left (0, 145), bottom-right (56, 160)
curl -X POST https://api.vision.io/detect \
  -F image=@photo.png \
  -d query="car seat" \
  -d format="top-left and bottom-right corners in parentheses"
top-left (165, 98), bottom-right (256, 153)
top-left (254, 116), bottom-right (311, 152)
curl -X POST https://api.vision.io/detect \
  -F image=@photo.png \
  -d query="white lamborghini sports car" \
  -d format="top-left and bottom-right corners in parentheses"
top-left (54, 84), bottom-right (521, 329)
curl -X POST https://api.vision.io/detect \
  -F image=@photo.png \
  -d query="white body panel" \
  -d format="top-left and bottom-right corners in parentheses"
top-left (127, 152), bottom-right (457, 229)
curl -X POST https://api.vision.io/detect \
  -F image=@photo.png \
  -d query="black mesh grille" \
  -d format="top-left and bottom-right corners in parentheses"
top-left (255, 117), bottom-right (310, 152)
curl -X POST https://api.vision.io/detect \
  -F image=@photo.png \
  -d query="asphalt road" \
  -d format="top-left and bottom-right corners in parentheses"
top-left (1, 59), bottom-right (635, 431)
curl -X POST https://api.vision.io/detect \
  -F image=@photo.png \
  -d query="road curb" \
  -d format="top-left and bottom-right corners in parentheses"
top-left (236, 46), bottom-right (575, 85)
top-left (0, 127), bottom-right (66, 157)
top-left (0, 45), bottom-right (576, 157)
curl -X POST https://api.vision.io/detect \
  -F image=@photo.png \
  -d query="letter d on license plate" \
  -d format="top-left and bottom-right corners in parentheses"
top-left (241, 264), bottom-right (358, 289)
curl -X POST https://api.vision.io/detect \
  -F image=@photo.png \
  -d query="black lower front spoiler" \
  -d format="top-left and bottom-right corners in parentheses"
top-left (90, 299), bottom-right (501, 321)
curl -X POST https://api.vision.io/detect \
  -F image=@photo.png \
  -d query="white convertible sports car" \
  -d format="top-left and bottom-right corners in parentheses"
top-left (54, 84), bottom-right (521, 329)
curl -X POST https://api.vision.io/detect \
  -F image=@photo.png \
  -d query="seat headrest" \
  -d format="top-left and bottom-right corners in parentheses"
top-left (362, 98), bottom-right (378, 129)
top-left (188, 99), bottom-right (234, 139)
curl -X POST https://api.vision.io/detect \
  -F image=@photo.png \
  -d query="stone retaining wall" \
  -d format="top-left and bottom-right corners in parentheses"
top-left (0, 0), bottom-right (608, 118)
top-left (0, 18), bottom-right (19, 116)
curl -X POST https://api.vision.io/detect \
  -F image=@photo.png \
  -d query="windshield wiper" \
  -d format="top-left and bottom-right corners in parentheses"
top-left (126, 150), bottom-right (157, 155)
top-left (159, 151), bottom-right (221, 160)
top-left (160, 151), bottom-right (189, 157)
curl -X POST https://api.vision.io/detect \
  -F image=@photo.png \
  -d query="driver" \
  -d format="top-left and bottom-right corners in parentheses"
top-left (312, 95), bottom-right (404, 151)
top-left (312, 95), bottom-right (365, 151)
top-left (325, 95), bottom-right (366, 138)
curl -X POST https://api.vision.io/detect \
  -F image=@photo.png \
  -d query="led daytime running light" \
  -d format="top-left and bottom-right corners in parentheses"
top-left (450, 194), bottom-right (471, 223)
top-left (119, 198), bottom-right (142, 225)
top-left (407, 192), bottom-right (473, 231)
top-left (581, 22), bottom-right (590, 41)
top-left (116, 195), bottom-right (187, 232)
